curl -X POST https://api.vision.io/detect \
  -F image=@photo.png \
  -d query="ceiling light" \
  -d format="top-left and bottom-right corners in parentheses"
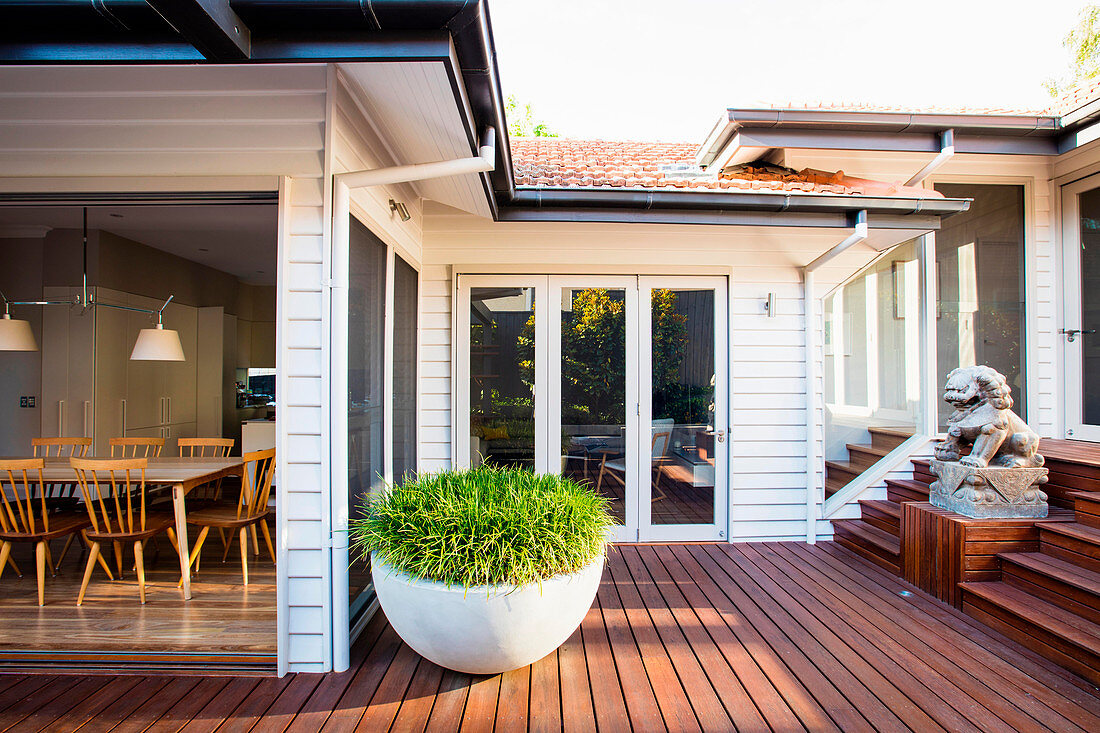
top-left (0, 306), bottom-right (37, 352)
top-left (0, 209), bottom-right (185, 361)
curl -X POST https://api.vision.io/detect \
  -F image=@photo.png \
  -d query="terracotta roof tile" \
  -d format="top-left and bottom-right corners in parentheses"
top-left (511, 138), bottom-right (944, 198)
top-left (1047, 77), bottom-right (1100, 116)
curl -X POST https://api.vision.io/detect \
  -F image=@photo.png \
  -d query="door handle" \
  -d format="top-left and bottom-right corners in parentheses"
top-left (57, 400), bottom-right (64, 437)
top-left (1061, 328), bottom-right (1097, 343)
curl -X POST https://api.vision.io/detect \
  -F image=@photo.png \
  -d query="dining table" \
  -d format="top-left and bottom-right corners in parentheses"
top-left (26, 456), bottom-right (246, 600)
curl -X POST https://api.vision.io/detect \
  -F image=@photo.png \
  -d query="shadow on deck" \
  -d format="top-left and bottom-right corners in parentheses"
top-left (2, 542), bottom-right (1099, 731)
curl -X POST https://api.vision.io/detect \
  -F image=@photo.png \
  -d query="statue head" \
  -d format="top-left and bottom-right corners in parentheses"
top-left (943, 365), bottom-right (1013, 411)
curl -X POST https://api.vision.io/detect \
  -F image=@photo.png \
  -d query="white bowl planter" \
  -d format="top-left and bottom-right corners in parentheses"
top-left (372, 554), bottom-right (604, 674)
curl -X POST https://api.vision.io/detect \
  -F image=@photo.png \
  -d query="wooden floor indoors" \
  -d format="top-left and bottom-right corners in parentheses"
top-left (0, 520), bottom-right (276, 672)
top-left (2, 542), bottom-right (1100, 731)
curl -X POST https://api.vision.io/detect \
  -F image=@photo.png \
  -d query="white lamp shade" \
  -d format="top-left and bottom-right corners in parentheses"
top-left (0, 314), bottom-right (38, 351)
top-left (130, 324), bottom-right (185, 361)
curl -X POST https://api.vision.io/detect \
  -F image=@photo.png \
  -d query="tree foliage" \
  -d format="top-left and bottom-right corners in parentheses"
top-left (505, 95), bottom-right (558, 137)
top-left (1046, 5), bottom-right (1100, 97)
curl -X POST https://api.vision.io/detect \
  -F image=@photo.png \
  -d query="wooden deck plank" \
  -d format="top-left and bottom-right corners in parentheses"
top-left (719, 543), bottom-right (965, 732)
top-left (753, 542), bottom-right (1059, 732)
top-left (2, 541), bottom-right (1099, 732)
top-left (646, 545), bottom-right (807, 733)
top-left (789, 541), bottom-right (1100, 733)
top-left (604, 554), bottom-right (703, 732)
top-left (616, 546), bottom-right (743, 732)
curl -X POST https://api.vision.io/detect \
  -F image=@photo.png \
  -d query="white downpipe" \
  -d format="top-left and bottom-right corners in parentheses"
top-left (337, 127), bottom-right (496, 189)
top-left (802, 211), bottom-right (869, 543)
top-left (803, 268), bottom-right (818, 543)
top-left (905, 129), bottom-right (955, 188)
top-left (329, 129), bottom-right (496, 669)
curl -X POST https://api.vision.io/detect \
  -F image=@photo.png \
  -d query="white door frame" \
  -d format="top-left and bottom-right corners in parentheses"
top-left (455, 274), bottom-right (729, 542)
top-left (1061, 174), bottom-right (1100, 441)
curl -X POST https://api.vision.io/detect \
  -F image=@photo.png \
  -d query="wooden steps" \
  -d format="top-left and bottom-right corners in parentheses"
top-left (958, 483), bottom-right (1100, 687)
top-left (824, 426), bottom-right (915, 499)
top-left (846, 443), bottom-right (890, 469)
top-left (885, 478), bottom-right (930, 504)
top-left (858, 499), bottom-right (899, 535)
top-left (960, 580), bottom-right (1100, 686)
top-left (832, 519), bottom-right (900, 574)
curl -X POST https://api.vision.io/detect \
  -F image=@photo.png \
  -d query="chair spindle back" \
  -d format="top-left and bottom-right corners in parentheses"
top-left (0, 458), bottom-right (48, 537)
top-left (70, 457), bottom-right (149, 536)
top-left (177, 437), bottom-right (234, 458)
top-left (109, 437), bottom-right (164, 458)
top-left (238, 449), bottom-right (275, 521)
top-left (32, 437), bottom-right (92, 458)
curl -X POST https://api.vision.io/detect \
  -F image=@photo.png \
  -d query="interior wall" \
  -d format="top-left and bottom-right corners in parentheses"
top-left (0, 236), bottom-right (46, 455)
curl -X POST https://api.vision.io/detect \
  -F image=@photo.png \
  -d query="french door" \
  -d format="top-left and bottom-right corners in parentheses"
top-left (1062, 175), bottom-right (1100, 441)
top-left (458, 275), bottom-right (728, 541)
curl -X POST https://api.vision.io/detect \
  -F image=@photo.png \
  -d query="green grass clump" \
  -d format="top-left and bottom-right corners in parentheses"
top-left (349, 465), bottom-right (613, 589)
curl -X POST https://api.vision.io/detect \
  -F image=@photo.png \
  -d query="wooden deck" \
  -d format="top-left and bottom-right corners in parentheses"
top-left (3, 542), bottom-right (1100, 731)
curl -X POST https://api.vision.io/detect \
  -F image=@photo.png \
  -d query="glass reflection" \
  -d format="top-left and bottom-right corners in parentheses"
top-left (651, 289), bottom-right (715, 525)
top-left (470, 287), bottom-right (536, 469)
top-left (559, 288), bottom-right (627, 524)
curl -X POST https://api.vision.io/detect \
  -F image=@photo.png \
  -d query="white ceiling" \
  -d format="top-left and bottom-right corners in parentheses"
top-left (0, 204), bottom-right (277, 285)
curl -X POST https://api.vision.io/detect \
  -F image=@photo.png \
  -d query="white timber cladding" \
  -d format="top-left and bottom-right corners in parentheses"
top-left (0, 63), bottom-right (336, 673)
top-left (421, 209), bottom-right (901, 542)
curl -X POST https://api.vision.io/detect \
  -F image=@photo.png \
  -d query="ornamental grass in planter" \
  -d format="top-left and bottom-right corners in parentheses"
top-left (350, 465), bottom-right (613, 674)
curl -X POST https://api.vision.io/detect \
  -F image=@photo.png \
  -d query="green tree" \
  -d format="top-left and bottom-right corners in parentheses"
top-left (1046, 5), bottom-right (1100, 97)
top-left (505, 95), bottom-right (557, 137)
top-left (516, 288), bottom-right (688, 425)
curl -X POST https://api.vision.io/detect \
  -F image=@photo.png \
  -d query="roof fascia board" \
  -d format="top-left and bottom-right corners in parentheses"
top-left (730, 128), bottom-right (1059, 156)
top-left (727, 108), bottom-right (1058, 134)
top-left (496, 206), bottom-right (944, 231)
top-left (509, 187), bottom-right (969, 217)
top-left (1057, 119), bottom-right (1100, 154)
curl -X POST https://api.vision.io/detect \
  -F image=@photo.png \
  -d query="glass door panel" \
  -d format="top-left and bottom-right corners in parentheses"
top-left (551, 277), bottom-right (638, 542)
top-left (1064, 177), bottom-right (1100, 440)
top-left (469, 286), bottom-right (537, 469)
top-left (640, 277), bottom-right (727, 541)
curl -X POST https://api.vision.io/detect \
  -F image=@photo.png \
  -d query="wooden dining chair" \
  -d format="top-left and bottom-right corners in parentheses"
top-left (183, 448), bottom-right (275, 586)
top-left (70, 457), bottom-right (179, 605)
top-left (32, 437), bottom-right (92, 458)
top-left (109, 437), bottom-right (165, 458)
top-left (177, 437), bottom-right (234, 458)
top-left (0, 458), bottom-right (91, 605)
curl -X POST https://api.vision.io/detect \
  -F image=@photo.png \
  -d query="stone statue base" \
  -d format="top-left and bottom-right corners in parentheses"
top-left (928, 459), bottom-right (1049, 519)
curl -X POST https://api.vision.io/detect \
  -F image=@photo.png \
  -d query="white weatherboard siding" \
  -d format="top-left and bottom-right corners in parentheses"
top-left (421, 208), bottom-right (905, 541)
top-left (0, 63), bottom-right (335, 673)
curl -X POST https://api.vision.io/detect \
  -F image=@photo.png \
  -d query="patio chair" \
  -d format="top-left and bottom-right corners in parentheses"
top-left (70, 456), bottom-right (179, 605)
top-left (0, 458), bottom-right (91, 605)
top-left (596, 418), bottom-right (675, 500)
top-left (182, 448), bottom-right (275, 586)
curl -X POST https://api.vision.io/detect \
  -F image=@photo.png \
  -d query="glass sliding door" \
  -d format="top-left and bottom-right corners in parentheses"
top-left (459, 275), bottom-right (727, 542)
top-left (551, 277), bottom-right (638, 542)
top-left (347, 218), bottom-right (387, 624)
top-left (392, 255), bottom-right (418, 482)
top-left (934, 184), bottom-right (1026, 427)
top-left (1062, 174), bottom-right (1100, 441)
top-left (639, 277), bottom-right (728, 541)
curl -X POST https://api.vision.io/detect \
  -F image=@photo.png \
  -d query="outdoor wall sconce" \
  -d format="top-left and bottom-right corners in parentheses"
top-left (389, 199), bottom-right (412, 222)
top-left (764, 292), bottom-right (777, 317)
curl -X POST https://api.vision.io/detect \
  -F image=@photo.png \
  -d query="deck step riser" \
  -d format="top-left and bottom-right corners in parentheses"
top-left (1001, 563), bottom-right (1100, 626)
top-left (1040, 528), bottom-right (1100, 564)
top-left (834, 535), bottom-right (900, 575)
top-left (961, 591), bottom-right (1100, 687)
top-left (846, 445), bottom-right (888, 469)
top-left (1074, 495), bottom-right (1100, 530)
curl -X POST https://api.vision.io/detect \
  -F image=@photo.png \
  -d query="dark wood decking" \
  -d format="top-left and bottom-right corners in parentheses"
top-left (3, 542), bottom-right (1100, 731)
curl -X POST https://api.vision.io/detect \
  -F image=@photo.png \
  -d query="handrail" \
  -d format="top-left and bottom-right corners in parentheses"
top-left (822, 433), bottom-right (933, 518)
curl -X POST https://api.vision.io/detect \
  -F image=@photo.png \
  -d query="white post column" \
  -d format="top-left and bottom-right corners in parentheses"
top-left (919, 232), bottom-right (939, 436)
top-left (804, 268), bottom-right (818, 544)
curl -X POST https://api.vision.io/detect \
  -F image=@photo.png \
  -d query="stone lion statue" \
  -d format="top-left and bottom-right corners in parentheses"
top-left (933, 365), bottom-right (1043, 469)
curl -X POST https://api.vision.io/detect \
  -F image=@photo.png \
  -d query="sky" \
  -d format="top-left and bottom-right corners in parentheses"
top-left (490, 0), bottom-right (1091, 142)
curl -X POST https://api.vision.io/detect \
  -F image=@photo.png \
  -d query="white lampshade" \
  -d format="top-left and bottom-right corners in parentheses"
top-left (130, 323), bottom-right (185, 361)
top-left (0, 314), bottom-right (38, 351)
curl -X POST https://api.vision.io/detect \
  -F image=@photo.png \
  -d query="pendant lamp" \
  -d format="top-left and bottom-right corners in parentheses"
top-left (0, 310), bottom-right (37, 351)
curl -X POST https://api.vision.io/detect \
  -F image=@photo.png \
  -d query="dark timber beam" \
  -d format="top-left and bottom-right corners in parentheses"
top-left (146, 0), bottom-right (250, 60)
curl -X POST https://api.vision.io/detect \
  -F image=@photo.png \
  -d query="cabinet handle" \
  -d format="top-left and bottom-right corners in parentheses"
top-left (167, 397), bottom-right (171, 424)
top-left (159, 397), bottom-right (165, 425)
top-left (121, 399), bottom-right (127, 435)
top-left (83, 400), bottom-right (91, 439)
top-left (57, 400), bottom-right (64, 437)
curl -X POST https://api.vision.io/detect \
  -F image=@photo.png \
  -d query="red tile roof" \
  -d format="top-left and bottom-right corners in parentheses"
top-left (1047, 77), bottom-right (1100, 116)
top-left (511, 138), bottom-right (943, 197)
